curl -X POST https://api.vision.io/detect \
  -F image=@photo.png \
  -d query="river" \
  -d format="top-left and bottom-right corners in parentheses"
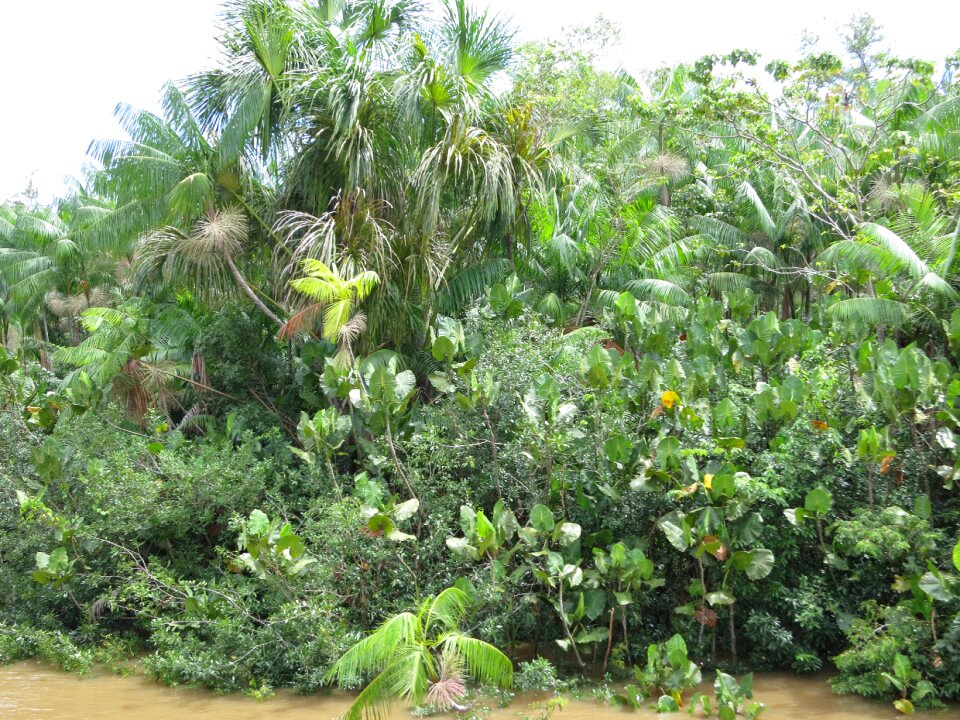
top-left (2, 662), bottom-right (959, 719)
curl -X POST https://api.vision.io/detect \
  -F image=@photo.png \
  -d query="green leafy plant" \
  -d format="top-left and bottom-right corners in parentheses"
top-left (879, 654), bottom-right (936, 714)
top-left (711, 672), bottom-right (766, 719)
top-left (617, 634), bottom-right (701, 711)
top-left (232, 509), bottom-right (315, 580)
top-left (291, 407), bottom-right (352, 494)
top-left (326, 587), bottom-right (513, 720)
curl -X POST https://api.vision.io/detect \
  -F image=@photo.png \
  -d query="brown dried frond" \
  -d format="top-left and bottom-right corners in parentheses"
top-left (192, 351), bottom-right (208, 391)
top-left (695, 606), bottom-right (718, 628)
top-left (89, 287), bottom-right (111, 307)
top-left (88, 597), bottom-right (111, 623)
top-left (189, 207), bottom-right (247, 263)
top-left (641, 152), bottom-right (689, 183)
top-left (338, 311), bottom-right (367, 345)
top-left (426, 655), bottom-right (467, 711)
top-left (278, 302), bottom-right (325, 340)
top-left (46, 292), bottom-right (71, 318)
top-left (121, 359), bottom-right (148, 422)
top-left (46, 288), bottom-right (113, 319)
top-left (866, 177), bottom-right (901, 213)
top-left (177, 403), bottom-right (211, 435)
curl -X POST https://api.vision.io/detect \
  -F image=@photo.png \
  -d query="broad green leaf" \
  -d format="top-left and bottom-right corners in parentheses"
top-left (530, 504), bottom-right (555, 532)
top-left (706, 590), bottom-right (735, 606)
top-left (428, 372), bottom-right (456, 393)
top-left (657, 435), bottom-right (681, 470)
top-left (716, 436), bottom-right (746, 450)
top-left (919, 571), bottom-right (951, 601)
top-left (714, 397), bottom-right (740, 429)
top-left (733, 548), bottom-right (774, 580)
top-left (276, 529), bottom-right (305, 558)
top-left (604, 435), bottom-right (633, 464)
top-left (893, 654), bottom-right (912, 682)
top-left (459, 505), bottom-right (477, 536)
top-left (367, 365), bottom-right (397, 402)
top-left (711, 474), bottom-right (737, 498)
top-left (733, 512), bottom-right (764, 544)
top-left (394, 370), bottom-right (416, 402)
top-left (804, 487), bottom-right (833, 515)
top-left (386, 529), bottom-right (416, 542)
top-left (657, 696), bottom-right (679, 712)
top-left (666, 633), bottom-right (688, 667)
top-left (367, 513), bottom-right (396, 536)
top-left (393, 498), bottom-right (419, 521)
top-left (658, 511), bottom-right (690, 551)
top-left (582, 589), bottom-right (607, 621)
top-left (446, 537), bottom-right (480, 561)
top-left (555, 522), bottom-right (581, 546)
top-left (247, 509), bottom-right (271, 536)
top-left (573, 626), bottom-right (609, 644)
top-left (936, 427), bottom-right (956, 450)
top-left (431, 336), bottom-right (457, 363)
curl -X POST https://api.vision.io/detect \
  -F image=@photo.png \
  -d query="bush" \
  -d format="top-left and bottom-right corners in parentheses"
top-left (515, 658), bottom-right (565, 692)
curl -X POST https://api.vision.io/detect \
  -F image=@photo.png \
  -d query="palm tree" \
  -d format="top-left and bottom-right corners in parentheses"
top-left (0, 198), bottom-right (117, 353)
top-left (134, 206), bottom-right (283, 327)
top-left (271, 0), bottom-right (540, 357)
top-left (819, 184), bottom-right (957, 331)
top-left (92, 77), bottom-right (289, 259)
top-left (691, 175), bottom-right (822, 318)
top-left (527, 125), bottom-right (686, 328)
top-left (326, 586), bottom-right (513, 720)
top-left (184, 0), bottom-right (308, 165)
top-left (281, 258), bottom-right (379, 366)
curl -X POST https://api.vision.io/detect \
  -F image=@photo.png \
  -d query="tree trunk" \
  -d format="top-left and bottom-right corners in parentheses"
top-left (224, 253), bottom-right (283, 327)
top-left (728, 603), bottom-right (737, 666)
top-left (557, 584), bottom-right (585, 667)
top-left (603, 608), bottom-right (615, 673)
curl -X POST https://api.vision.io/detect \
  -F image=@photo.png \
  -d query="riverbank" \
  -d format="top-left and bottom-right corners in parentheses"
top-left (3, 661), bottom-right (959, 720)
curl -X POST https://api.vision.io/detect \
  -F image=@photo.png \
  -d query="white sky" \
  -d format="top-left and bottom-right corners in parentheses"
top-left (3, 0), bottom-right (959, 202)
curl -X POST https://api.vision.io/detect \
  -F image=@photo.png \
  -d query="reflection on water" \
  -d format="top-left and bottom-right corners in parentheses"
top-left (1, 662), bottom-right (959, 720)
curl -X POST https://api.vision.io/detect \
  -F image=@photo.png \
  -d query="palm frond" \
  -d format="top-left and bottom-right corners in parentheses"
top-left (827, 297), bottom-right (909, 327)
top-left (422, 587), bottom-right (468, 636)
top-left (326, 612), bottom-right (419, 686)
top-left (440, 633), bottom-right (513, 689)
top-left (621, 278), bottom-right (690, 306)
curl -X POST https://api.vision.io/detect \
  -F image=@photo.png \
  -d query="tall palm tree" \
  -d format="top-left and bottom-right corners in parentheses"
top-left (184, 0), bottom-right (308, 165)
top-left (91, 84), bottom-right (286, 326)
top-left (326, 586), bottom-right (513, 720)
top-left (271, 0), bottom-right (540, 356)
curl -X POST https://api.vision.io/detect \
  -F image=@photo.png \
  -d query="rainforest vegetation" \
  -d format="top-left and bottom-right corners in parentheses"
top-left (2, 1), bottom-right (960, 717)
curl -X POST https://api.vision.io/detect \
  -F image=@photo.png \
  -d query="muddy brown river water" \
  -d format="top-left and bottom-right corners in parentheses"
top-left (2, 661), bottom-right (959, 719)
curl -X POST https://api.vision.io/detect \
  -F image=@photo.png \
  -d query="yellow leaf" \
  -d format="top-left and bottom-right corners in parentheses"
top-left (703, 474), bottom-right (714, 489)
top-left (661, 390), bottom-right (680, 409)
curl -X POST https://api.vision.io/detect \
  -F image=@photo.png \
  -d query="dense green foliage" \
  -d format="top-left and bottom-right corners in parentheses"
top-left (2, 2), bottom-right (960, 716)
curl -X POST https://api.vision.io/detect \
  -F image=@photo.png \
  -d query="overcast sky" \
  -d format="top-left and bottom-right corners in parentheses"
top-left (3, 0), bottom-right (959, 202)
